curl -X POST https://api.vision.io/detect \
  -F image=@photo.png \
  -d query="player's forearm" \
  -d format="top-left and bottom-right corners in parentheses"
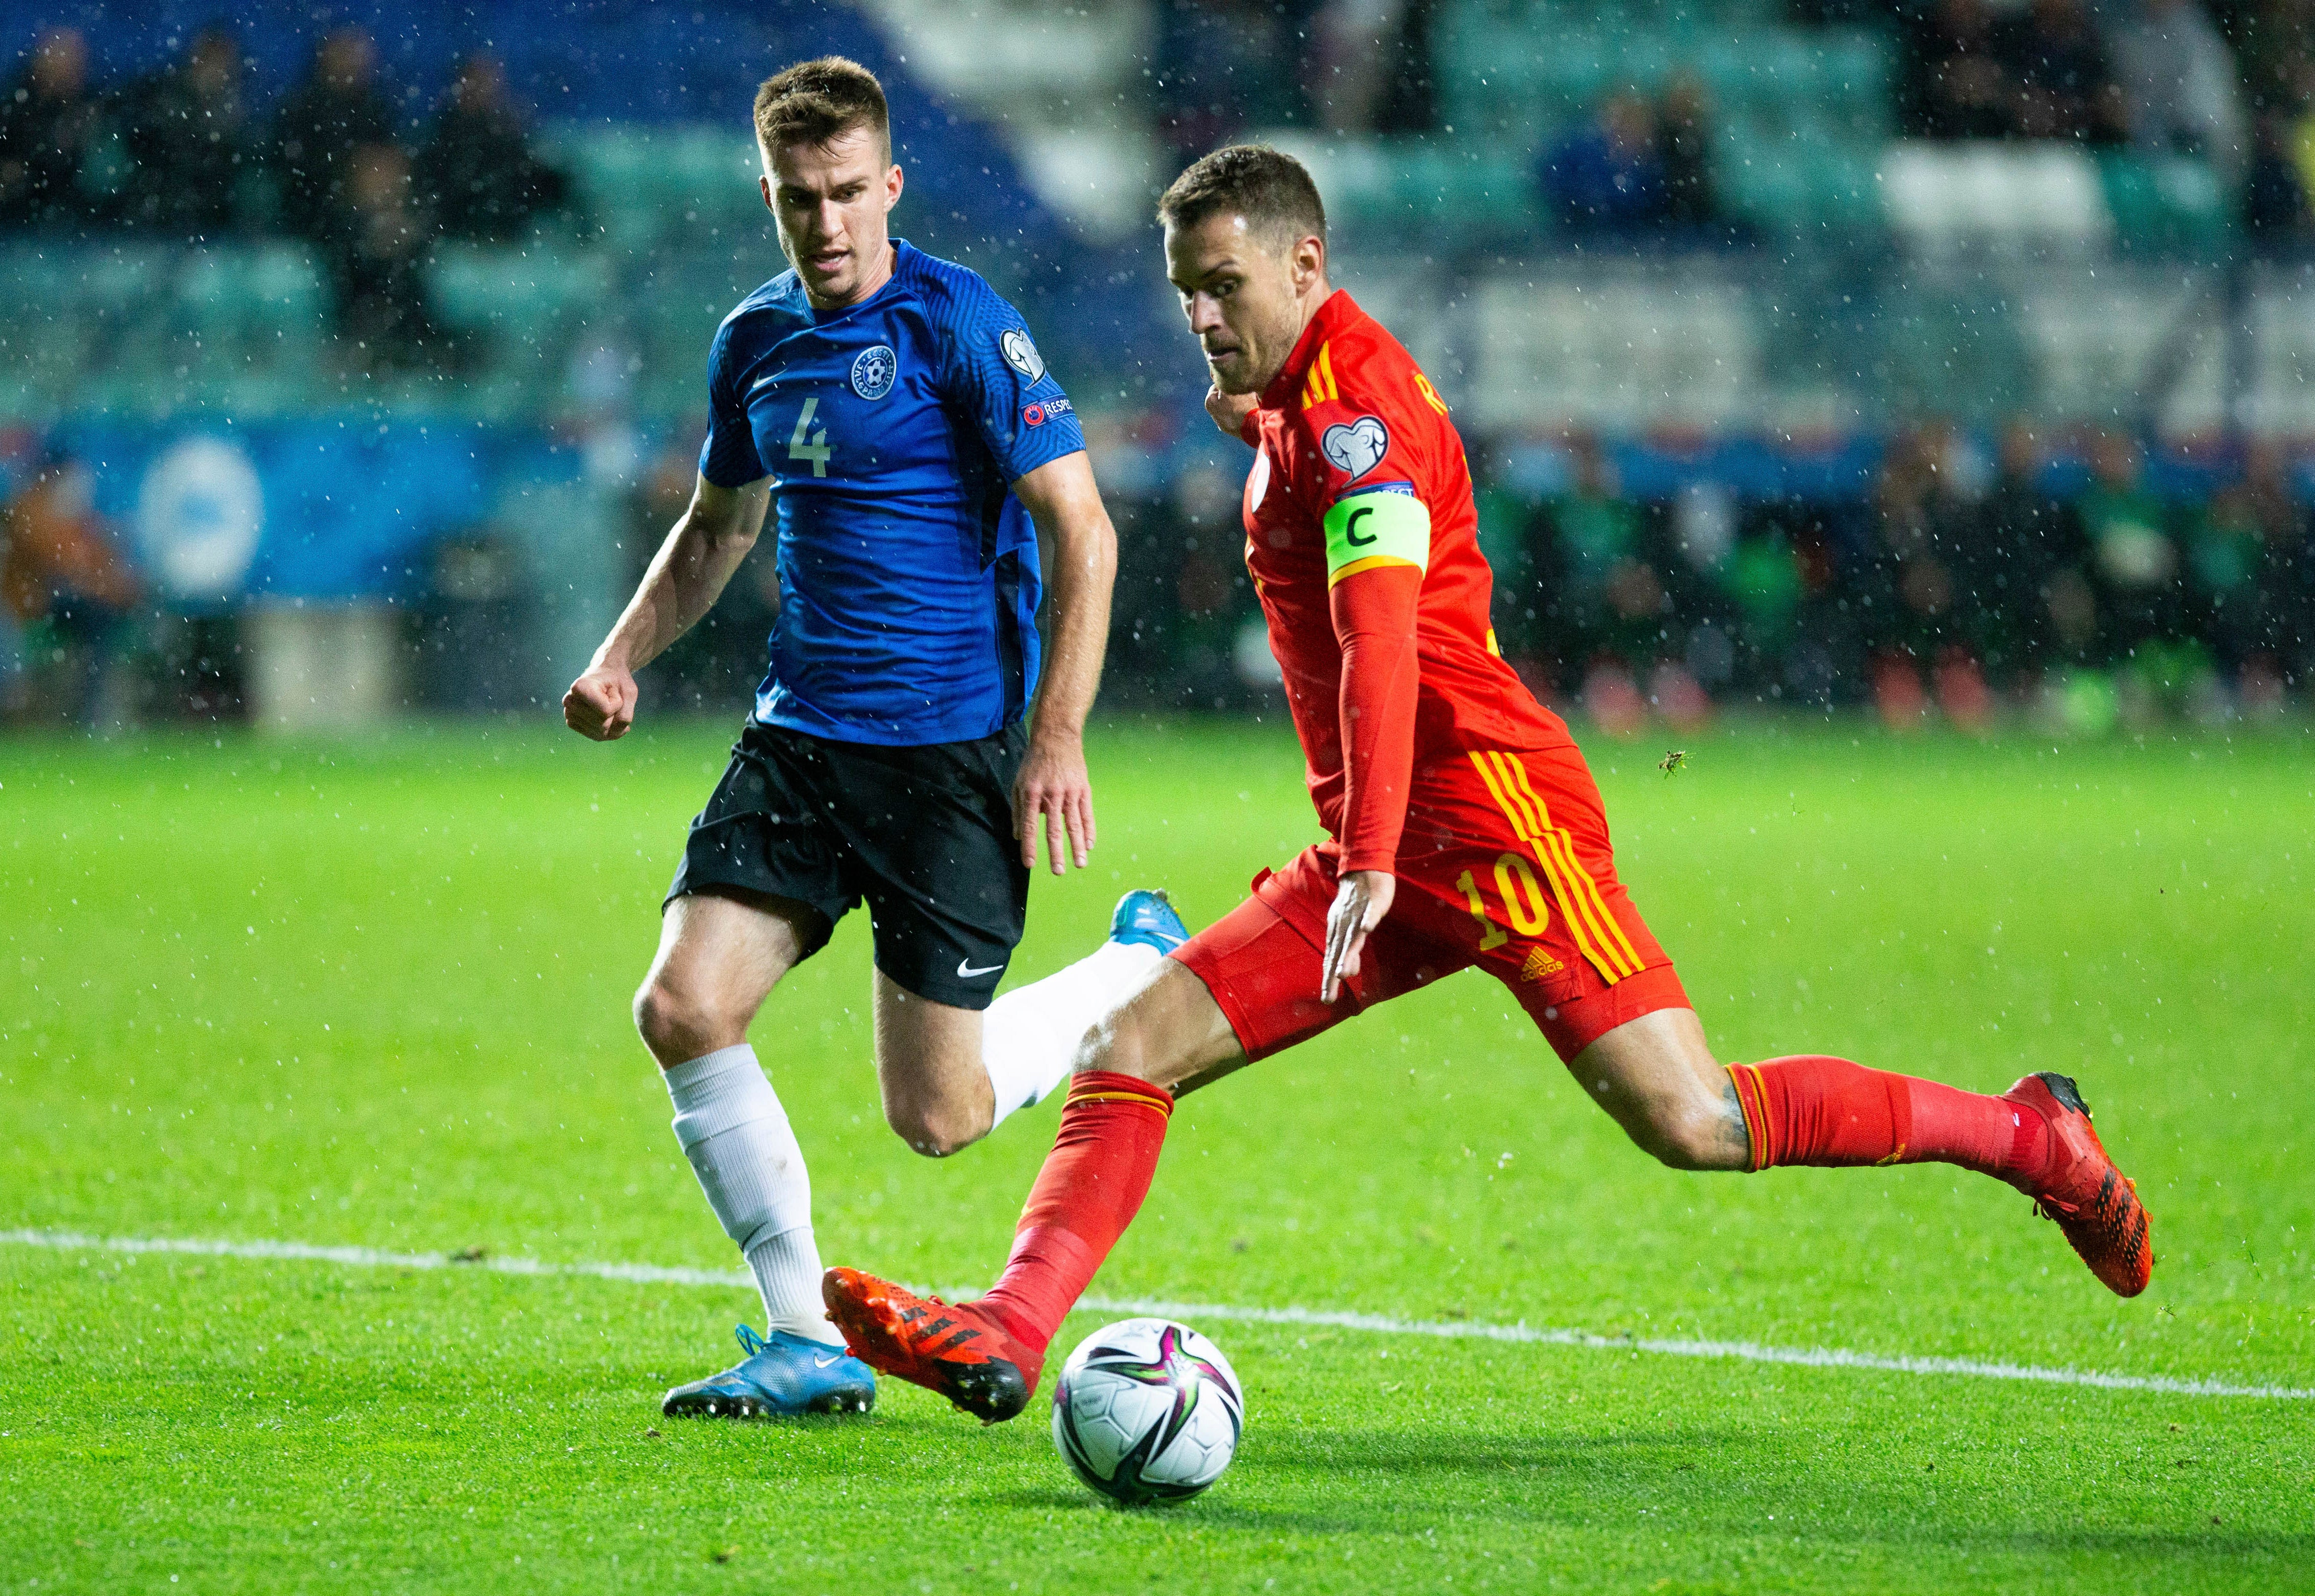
top-left (1028, 507), bottom-right (1117, 743)
top-left (594, 508), bottom-right (755, 674)
top-left (1331, 569), bottom-right (1424, 875)
top-left (1334, 634), bottom-right (1420, 873)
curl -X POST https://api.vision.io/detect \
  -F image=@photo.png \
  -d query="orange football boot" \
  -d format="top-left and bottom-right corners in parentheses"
top-left (821, 1268), bottom-right (1042, 1423)
top-left (2002, 1073), bottom-right (2153, 1297)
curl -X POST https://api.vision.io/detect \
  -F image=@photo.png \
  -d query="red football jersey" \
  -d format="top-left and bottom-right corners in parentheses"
top-left (1240, 291), bottom-right (1569, 872)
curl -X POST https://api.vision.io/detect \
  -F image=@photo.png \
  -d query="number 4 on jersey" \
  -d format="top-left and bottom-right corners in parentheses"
top-left (789, 397), bottom-right (832, 478)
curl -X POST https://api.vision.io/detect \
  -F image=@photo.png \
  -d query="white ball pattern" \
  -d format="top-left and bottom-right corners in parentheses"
top-left (1051, 1318), bottom-right (1243, 1506)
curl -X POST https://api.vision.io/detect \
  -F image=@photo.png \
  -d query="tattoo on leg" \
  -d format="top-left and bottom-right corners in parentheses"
top-left (1717, 1077), bottom-right (1754, 1167)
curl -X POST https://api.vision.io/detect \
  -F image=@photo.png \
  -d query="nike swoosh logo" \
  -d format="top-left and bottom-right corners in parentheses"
top-left (957, 959), bottom-right (1004, 978)
top-left (813, 1353), bottom-right (844, 1368)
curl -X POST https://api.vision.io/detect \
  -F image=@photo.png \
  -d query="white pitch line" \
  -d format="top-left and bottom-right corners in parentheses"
top-left (1072, 1296), bottom-right (2315, 1401)
top-left (8, 1227), bottom-right (2308, 1402)
top-left (0, 1227), bottom-right (748, 1290)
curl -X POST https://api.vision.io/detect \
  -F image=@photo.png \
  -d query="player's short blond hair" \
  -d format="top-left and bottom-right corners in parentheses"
top-left (753, 56), bottom-right (890, 161)
top-left (1158, 145), bottom-right (1327, 251)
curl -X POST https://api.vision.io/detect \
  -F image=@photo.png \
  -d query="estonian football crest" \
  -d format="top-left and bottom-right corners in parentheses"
top-left (1320, 415), bottom-right (1390, 482)
top-left (851, 344), bottom-right (898, 401)
top-left (999, 328), bottom-right (1046, 384)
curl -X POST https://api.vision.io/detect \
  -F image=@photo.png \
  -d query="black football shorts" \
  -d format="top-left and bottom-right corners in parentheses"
top-left (666, 718), bottom-right (1030, 1010)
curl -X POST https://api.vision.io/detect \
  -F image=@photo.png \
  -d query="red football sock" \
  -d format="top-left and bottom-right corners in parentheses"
top-left (980, 1072), bottom-right (1174, 1356)
top-left (1726, 1055), bottom-right (2050, 1186)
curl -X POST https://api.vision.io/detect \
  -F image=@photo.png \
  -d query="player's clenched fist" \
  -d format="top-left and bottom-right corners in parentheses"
top-left (1203, 384), bottom-right (1258, 439)
top-left (563, 661), bottom-right (639, 741)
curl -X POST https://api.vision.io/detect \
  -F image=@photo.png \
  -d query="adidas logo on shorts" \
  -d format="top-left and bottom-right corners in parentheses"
top-left (1520, 947), bottom-right (1565, 983)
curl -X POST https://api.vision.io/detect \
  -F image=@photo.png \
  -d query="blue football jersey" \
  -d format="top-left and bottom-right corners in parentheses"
top-left (697, 239), bottom-right (1086, 746)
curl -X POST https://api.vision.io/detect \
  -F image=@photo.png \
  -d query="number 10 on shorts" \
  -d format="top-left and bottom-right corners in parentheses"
top-left (1457, 852), bottom-right (1551, 949)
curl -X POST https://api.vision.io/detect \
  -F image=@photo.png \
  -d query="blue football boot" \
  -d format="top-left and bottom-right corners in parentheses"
top-left (661, 1325), bottom-right (876, 1418)
top-left (1110, 889), bottom-right (1189, 955)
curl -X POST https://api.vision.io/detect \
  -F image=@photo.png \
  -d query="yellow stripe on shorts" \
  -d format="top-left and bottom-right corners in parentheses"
top-left (1489, 750), bottom-right (1638, 980)
top-left (1500, 755), bottom-right (1643, 978)
top-left (1465, 750), bottom-right (1640, 983)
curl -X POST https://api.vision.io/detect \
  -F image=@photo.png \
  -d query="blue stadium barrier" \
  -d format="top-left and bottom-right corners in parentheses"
top-left (50, 416), bottom-right (582, 601)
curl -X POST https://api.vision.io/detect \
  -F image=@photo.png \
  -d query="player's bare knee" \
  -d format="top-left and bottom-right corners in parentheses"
top-left (1574, 1011), bottom-right (1744, 1172)
top-left (631, 977), bottom-right (677, 1054)
top-left (633, 977), bottom-right (726, 1068)
top-left (1071, 1003), bottom-right (1160, 1083)
top-left (884, 1097), bottom-right (982, 1159)
top-left (1644, 1111), bottom-right (1718, 1171)
top-left (1631, 1096), bottom-right (1745, 1172)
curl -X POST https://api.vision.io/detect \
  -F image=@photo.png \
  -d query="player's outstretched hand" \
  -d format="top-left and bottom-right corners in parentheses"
top-left (1321, 869), bottom-right (1395, 1004)
top-left (1204, 385), bottom-right (1259, 442)
top-left (1014, 729), bottom-right (1096, 875)
top-left (563, 661), bottom-right (639, 741)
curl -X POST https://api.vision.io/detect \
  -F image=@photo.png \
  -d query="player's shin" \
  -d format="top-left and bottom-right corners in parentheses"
top-left (665, 1044), bottom-right (844, 1346)
top-left (981, 942), bottom-right (1164, 1130)
top-left (1725, 1055), bottom-right (2051, 1185)
top-left (978, 1071), bottom-right (1174, 1354)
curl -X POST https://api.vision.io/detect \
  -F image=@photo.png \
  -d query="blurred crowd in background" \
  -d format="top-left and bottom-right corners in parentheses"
top-left (0, 24), bottom-right (568, 365)
top-left (11, 1), bottom-right (2315, 255)
top-left (1476, 421), bottom-right (2315, 731)
top-left (1144, 0), bottom-right (2315, 238)
top-left (602, 410), bottom-right (2315, 736)
top-left (17, 413), bottom-right (2297, 734)
top-left (1072, 417), bottom-right (2310, 734)
top-left (4, 2), bottom-right (2314, 735)
top-left (23, 410), bottom-right (2296, 737)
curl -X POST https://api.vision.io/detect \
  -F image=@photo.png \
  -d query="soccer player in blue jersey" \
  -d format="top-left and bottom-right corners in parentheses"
top-left (561, 57), bottom-right (1184, 1418)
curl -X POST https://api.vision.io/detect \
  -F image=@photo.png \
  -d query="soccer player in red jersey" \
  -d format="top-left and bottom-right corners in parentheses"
top-left (822, 147), bottom-right (2152, 1423)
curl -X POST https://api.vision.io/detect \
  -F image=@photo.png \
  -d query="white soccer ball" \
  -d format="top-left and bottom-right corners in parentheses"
top-left (1050, 1317), bottom-right (1243, 1505)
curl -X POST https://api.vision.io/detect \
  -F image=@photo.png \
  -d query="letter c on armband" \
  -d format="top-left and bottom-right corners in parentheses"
top-left (1322, 484), bottom-right (1432, 587)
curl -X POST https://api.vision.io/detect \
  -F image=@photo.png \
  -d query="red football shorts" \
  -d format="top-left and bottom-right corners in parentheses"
top-left (1174, 744), bottom-right (1689, 1063)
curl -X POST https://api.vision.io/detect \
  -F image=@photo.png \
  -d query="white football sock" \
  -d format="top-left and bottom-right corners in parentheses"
top-left (664, 1044), bottom-right (842, 1346)
top-left (982, 939), bottom-right (1163, 1130)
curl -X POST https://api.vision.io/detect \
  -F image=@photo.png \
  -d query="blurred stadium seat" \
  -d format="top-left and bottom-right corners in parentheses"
top-left (1881, 144), bottom-right (2114, 252)
top-left (1469, 273), bottom-right (1762, 431)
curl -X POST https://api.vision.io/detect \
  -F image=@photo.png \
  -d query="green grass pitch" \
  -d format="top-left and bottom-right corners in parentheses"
top-left (2, 716), bottom-right (2310, 1593)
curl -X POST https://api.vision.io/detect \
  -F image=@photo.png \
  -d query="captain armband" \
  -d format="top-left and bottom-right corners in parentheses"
top-left (1322, 482), bottom-right (1432, 587)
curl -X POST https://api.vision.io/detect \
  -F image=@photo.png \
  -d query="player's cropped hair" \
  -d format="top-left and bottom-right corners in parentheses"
top-left (753, 56), bottom-right (890, 159)
top-left (1156, 145), bottom-right (1327, 249)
